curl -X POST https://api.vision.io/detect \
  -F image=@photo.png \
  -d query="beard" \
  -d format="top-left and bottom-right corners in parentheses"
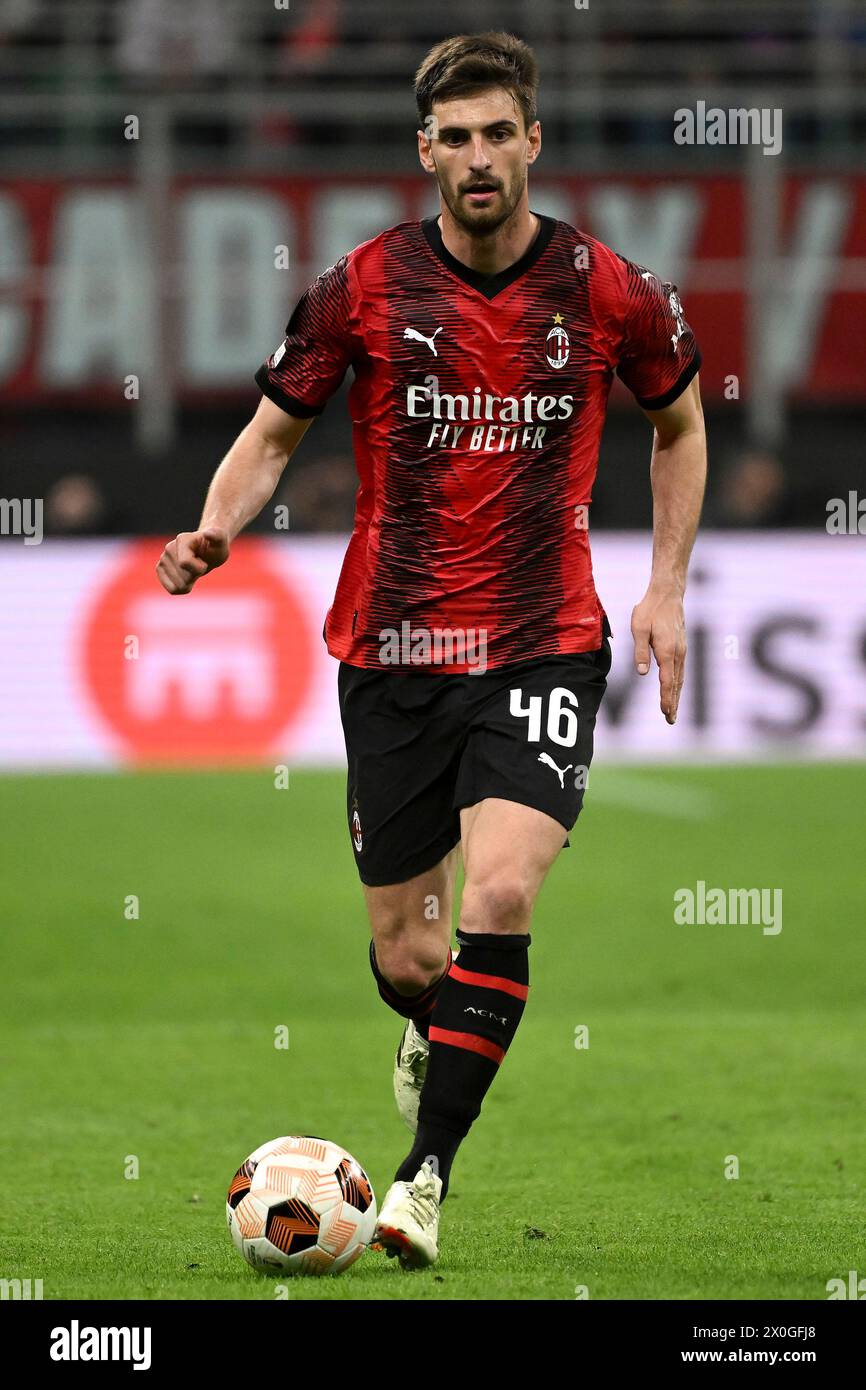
top-left (436, 165), bottom-right (526, 236)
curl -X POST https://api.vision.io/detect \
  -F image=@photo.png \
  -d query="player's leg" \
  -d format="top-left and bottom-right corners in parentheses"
top-left (336, 660), bottom-right (463, 1119)
top-left (391, 798), bottom-right (565, 1202)
top-left (364, 847), bottom-right (457, 1018)
top-left (459, 795), bottom-right (565, 934)
top-left (337, 661), bottom-right (466, 1269)
top-left (388, 635), bottom-right (613, 1237)
top-left (363, 849), bottom-right (458, 1139)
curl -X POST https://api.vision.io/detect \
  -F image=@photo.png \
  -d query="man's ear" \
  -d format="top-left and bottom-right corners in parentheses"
top-left (526, 120), bottom-right (542, 165)
top-left (417, 125), bottom-right (437, 175)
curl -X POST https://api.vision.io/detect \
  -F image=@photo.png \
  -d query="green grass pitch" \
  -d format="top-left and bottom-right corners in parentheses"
top-left (1, 763), bottom-right (863, 1301)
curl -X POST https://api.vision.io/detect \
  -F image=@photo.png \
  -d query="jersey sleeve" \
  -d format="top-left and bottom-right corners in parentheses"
top-left (255, 255), bottom-right (354, 417)
top-left (614, 257), bottom-right (701, 410)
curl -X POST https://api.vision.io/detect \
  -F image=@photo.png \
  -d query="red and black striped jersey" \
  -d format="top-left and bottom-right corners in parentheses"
top-left (255, 213), bottom-right (701, 672)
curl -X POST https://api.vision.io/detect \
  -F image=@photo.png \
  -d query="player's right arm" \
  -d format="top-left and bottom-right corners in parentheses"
top-left (156, 397), bottom-right (312, 595)
top-left (158, 250), bottom-right (355, 595)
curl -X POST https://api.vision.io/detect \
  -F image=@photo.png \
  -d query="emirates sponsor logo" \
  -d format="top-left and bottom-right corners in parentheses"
top-left (407, 383), bottom-right (575, 454)
top-left (407, 383), bottom-right (574, 424)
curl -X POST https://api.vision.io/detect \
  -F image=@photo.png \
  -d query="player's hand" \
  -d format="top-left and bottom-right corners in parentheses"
top-left (631, 587), bottom-right (686, 725)
top-left (156, 527), bottom-right (230, 595)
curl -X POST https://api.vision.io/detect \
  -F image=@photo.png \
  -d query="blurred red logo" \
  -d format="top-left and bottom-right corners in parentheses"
top-left (82, 539), bottom-right (314, 763)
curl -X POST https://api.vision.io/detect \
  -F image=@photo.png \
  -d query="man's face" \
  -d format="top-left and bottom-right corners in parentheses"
top-left (417, 87), bottom-right (541, 235)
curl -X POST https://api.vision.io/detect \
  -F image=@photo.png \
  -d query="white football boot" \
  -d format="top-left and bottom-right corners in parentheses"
top-left (373, 1161), bottom-right (442, 1269)
top-left (393, 949), bottom-right (456, 1131)
top-left (393, 1018), bottom-right (429, 1133)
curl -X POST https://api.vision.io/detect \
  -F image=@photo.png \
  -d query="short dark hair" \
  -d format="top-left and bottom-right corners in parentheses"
top-left (414, 31), bottom-right (539, 134)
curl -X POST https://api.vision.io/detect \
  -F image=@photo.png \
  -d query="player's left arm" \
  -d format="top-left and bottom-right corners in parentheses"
top-left (632, 373), bottom-right (707, 725)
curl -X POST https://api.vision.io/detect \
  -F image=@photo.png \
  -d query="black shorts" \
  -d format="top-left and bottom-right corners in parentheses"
top-left (337, 622), bottom-right (612, 887)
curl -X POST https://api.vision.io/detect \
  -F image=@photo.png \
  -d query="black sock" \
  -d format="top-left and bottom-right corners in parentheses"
top-left (368, 940), bottom-right (450, 1040)
top-left (395, 929), bottom-right (530, 1198)
top-left (395, 1121), bottom-right (464, 1200)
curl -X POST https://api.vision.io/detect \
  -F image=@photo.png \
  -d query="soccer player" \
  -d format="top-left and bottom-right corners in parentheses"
top-left (157, 31), bottom-right (706, 1270)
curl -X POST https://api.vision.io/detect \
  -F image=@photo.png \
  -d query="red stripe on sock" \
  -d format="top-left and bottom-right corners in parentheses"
top-left (449, 962), bottom-right (529, 1000)
top-left (428, 1026), bottom-right (505, 1065)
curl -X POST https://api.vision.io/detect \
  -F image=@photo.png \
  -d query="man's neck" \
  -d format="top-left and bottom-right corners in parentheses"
top-left (437, 202), bottom-right (539, 277)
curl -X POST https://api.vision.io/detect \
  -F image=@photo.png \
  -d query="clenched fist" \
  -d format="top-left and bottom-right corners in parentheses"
top-left (156, 527), bottom-right (230, 595)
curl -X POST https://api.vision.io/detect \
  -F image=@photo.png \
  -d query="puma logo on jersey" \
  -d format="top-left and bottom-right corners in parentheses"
top-left (404, 326), bottom-right (443, 355)
top-left (537, 752), bottom-right (573, 788)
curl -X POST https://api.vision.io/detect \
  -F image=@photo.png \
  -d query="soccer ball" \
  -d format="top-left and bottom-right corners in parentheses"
top-left (226, 1135), bottom-right (377, 1276)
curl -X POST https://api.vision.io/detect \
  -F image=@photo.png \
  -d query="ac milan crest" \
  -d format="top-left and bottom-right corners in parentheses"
top-left (545, 315), bottom-right (569, 369)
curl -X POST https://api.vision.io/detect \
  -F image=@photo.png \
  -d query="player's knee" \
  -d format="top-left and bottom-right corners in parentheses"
top-left (461, 872), bottom-right (534, 934)
top-left (374, 937), bottom-right (443, 996)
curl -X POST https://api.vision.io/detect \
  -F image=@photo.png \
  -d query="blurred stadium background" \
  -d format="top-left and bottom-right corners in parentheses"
top-left (1, 0), bottom-right (866, 1302)
top-left (1, 0), bottom-right (864, 765)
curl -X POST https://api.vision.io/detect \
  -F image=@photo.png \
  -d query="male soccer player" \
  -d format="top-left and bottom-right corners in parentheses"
top-left (157, 31), bottom-right (706, 1270)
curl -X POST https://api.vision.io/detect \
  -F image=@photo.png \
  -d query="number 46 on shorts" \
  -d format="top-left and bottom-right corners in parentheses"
top-left (509, 687), bottom-right (579, 747)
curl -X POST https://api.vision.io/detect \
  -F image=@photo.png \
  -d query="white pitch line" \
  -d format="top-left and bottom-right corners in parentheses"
top-left (588, 770), bottom-right (718, 819)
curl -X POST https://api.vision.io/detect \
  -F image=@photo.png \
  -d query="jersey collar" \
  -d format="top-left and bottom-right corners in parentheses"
top-left (421, 212), bottom-right (556, 300)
